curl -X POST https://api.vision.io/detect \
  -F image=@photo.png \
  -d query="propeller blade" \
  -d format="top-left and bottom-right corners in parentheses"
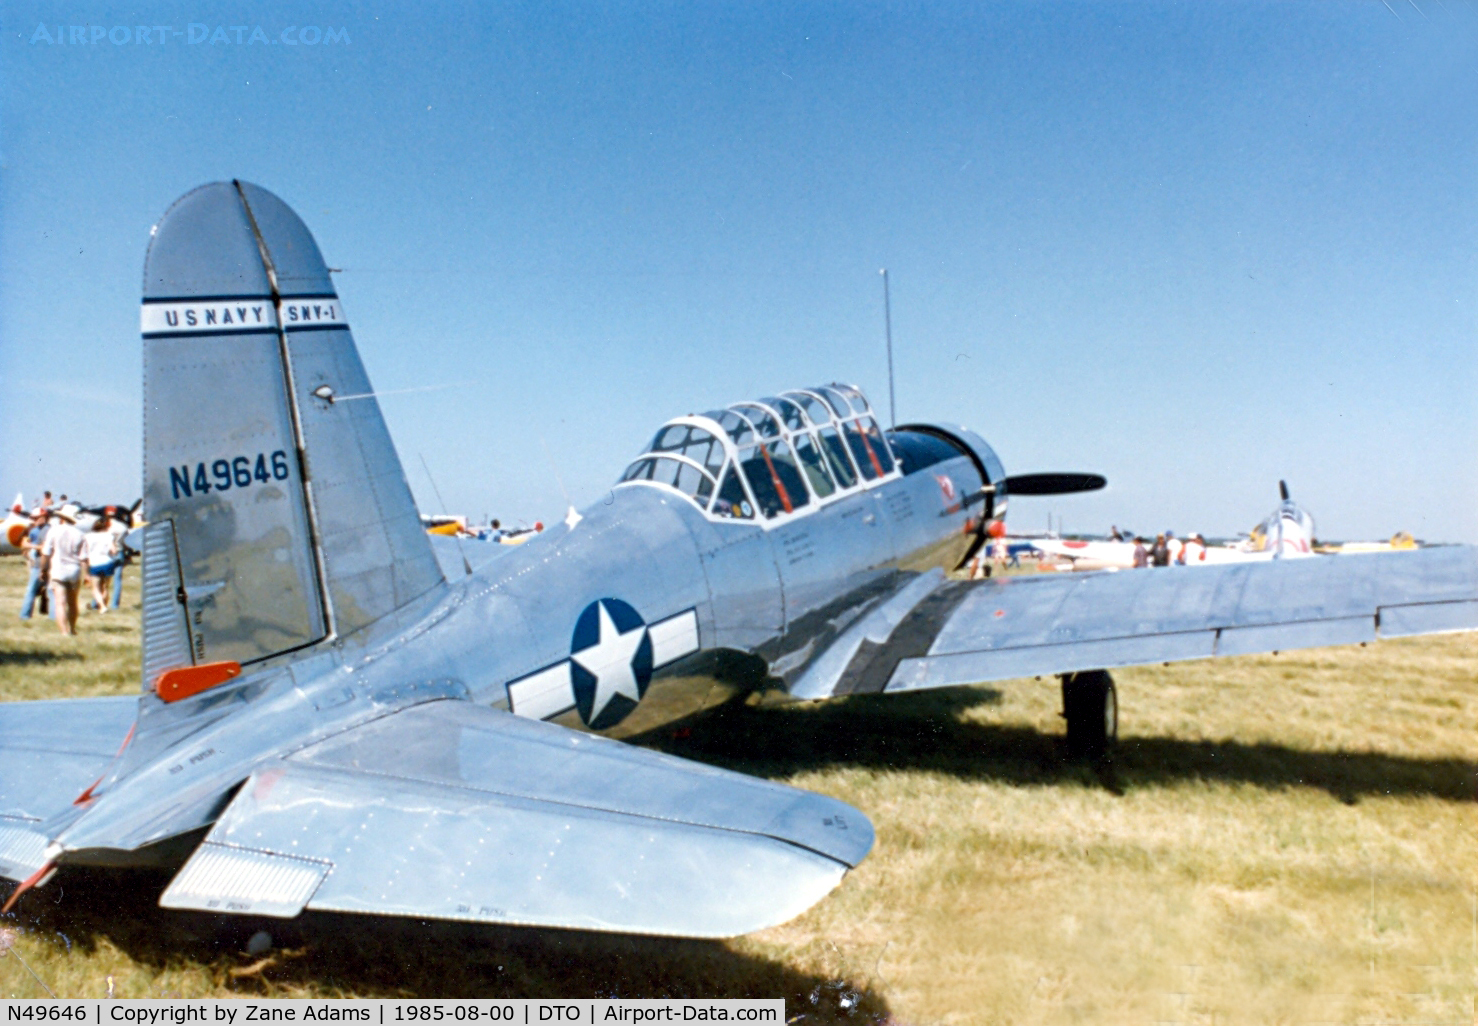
top-left (1003, 473), bottom-right (1107, 496)
top-left (1279, 479), bottom-right (1290, 501)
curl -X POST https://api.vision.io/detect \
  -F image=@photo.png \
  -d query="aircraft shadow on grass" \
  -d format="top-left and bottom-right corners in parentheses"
top-left (1, 683), bottom-right (1466, 1007)
top-left (1, 869), bottom-right (889, 1019)
top-left (637, 686), bottom-right (1477, 807)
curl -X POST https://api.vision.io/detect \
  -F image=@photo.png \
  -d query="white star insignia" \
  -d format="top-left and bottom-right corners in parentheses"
top-left (571, 602), bottom-right (648, 721)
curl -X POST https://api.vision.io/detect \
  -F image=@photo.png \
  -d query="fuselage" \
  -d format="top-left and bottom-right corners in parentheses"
top-left (48, 407), bottom-right (1003, 866)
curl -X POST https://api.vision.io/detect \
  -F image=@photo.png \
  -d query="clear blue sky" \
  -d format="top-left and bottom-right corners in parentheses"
top-left (3, 2), bottom-right (1474, 542)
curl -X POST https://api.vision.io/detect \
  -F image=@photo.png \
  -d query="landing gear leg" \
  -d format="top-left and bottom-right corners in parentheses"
top-left (1060, 670), bottom-right (1117, 759)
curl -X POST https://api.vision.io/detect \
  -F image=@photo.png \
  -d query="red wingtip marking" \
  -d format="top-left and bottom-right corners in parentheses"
top-left (2, 862), bottom-right (54, 914)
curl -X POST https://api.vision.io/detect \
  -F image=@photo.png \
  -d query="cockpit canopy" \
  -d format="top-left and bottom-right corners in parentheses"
top-left (618, 384), bottom-right (899, 522)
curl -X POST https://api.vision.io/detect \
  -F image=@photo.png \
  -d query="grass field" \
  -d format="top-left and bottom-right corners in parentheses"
top-left (1, 556), bottom-right (1475, 1023)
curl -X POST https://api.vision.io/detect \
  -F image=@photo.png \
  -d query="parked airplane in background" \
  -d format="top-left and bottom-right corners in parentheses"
top-left (3, 182), bottom-right (1476, 941)
top-left (1326, 533), bottom-right (1419, 554)
top-left (1034, 481), bottom-right (1320, 569)
top-left (0, 497), bottom-right (141, 552)
top-left (1239, 480), bottom-right (1317, 559)
top-left (1, 494), bottom-right (28, 554)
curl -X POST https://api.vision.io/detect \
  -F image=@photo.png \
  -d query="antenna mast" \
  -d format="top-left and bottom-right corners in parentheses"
top-left (880, 268), bottom-right (896, 429)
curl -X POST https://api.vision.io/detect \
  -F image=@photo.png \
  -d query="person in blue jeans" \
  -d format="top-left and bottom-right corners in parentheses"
top-left (19, 512), bottom-right (50, 619)
top-left (105, 506), bottom-right (130, 609)
top-left (111, 556), bottom-right (125, 608)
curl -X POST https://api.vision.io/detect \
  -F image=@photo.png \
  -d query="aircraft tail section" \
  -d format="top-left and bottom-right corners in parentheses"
top-left (141, 182), bottom-right (442, 677)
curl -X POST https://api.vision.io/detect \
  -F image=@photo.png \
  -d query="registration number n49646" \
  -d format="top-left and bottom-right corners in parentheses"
top-left (168, 451), bottom-right (291, 500)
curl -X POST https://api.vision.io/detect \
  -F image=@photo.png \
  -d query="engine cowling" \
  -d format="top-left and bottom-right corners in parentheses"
top-left (890, 422), bottom-right (1008, 569)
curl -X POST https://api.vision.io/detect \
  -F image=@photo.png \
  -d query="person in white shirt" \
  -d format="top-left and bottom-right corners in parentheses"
top-left (41, 507), bottom-right (87, 634)
top-left (1182, 532), bottom-right (1207, 564)
top-left (84, 514), bottom-right (121, 614)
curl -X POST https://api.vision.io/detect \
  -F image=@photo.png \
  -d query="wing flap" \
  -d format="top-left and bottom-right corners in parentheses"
top-left (161, 700), bottom-right (871, 936)
top-left (888, 630), bottom-right (1218, 690)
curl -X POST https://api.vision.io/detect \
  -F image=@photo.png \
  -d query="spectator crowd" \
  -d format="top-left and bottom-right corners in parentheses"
top-left (18, 491), bottom-right (135, 635)
top-left (1134, 530), bottom-right (1209, 568)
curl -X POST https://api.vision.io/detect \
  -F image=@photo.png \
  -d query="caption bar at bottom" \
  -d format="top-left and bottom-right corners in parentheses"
top-left (0, 1001), bottom-right (783, 1023)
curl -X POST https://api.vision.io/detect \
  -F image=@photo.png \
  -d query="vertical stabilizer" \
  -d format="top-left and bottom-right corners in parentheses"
top-left (141, 182), bottom-right (442, 675)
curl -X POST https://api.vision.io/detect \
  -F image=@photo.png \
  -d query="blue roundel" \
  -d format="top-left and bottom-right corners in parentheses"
top-left (569, 598), bottom-right (654, 730)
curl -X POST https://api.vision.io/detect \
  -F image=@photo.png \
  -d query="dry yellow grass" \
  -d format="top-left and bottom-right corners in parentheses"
top-left (1, 557), bottom-right (1475, 1023)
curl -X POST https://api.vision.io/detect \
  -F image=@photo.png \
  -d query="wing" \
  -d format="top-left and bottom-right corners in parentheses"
top-left (159, 699), bottom-right (871, 937)
top-left (0, 697), bottom-right (137, 879)
top-left (786, 547), bottom-right (1478, 698)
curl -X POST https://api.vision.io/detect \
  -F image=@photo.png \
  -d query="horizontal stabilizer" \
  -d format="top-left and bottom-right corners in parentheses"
top-left (162, 700), bottom-right (871, 937)
top-left (0, 697), bottom-right (137, 880)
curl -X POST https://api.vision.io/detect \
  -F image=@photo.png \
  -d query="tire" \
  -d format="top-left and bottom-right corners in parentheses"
top-left (1061, 670), bottom-right (1117, 758)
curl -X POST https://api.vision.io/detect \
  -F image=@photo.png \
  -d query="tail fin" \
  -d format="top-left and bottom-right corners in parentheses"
top-left (140, 181), bottom-right (442, 674)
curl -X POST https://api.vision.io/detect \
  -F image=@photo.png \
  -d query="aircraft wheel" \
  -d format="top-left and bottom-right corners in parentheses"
top-left (1060, 670), bottom-right (1116, 758)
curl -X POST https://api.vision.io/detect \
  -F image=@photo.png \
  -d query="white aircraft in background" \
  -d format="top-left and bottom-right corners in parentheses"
top-left (1, 494), bottom-right (29, 555)
top-left (1035, 481), bottom-right (1319, 570)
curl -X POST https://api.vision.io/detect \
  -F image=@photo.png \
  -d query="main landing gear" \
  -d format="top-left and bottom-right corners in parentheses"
top-left (1060, 669), bottom-right (1117, 759)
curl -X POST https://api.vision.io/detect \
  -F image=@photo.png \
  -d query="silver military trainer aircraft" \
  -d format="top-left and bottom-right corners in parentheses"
top-left (3, 182), bottom-right (1477, 938)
